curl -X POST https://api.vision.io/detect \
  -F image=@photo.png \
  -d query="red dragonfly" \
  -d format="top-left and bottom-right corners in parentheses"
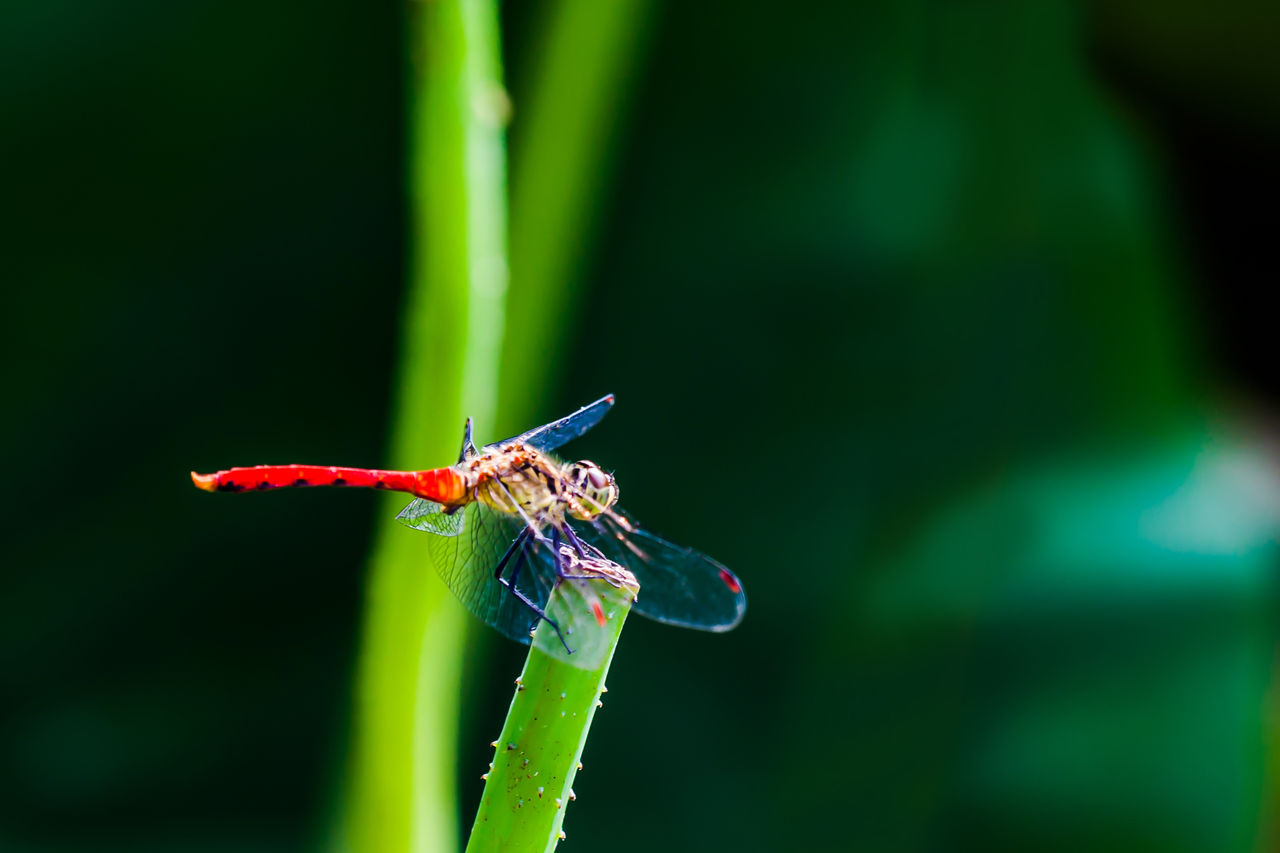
top-left (191, 395), bottom-right (746, 649)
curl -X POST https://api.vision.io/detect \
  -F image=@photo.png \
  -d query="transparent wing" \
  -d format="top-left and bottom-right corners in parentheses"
top-left (488, 394), bottom-right (615, 454)
top-left (571, 512), bottom-right (746, 631)
top-left (398, 498), bottom-right (559, 644)
top-left (396, 498), bottom-right (464, 536)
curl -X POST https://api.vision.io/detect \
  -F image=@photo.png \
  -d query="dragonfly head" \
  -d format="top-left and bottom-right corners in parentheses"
top-left (564, 460), bottom-right (618, 521)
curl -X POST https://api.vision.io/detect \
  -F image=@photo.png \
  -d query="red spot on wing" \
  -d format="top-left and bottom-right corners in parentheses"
top-left (591, 601), bottom-right (606, 626)
top-left (718, 568), bottom-right (742, 594)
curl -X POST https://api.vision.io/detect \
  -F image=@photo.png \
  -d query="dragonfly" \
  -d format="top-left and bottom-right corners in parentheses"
top-left (191, 395), bottom-right (746, 650)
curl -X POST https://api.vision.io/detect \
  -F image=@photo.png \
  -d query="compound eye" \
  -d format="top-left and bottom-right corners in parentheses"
top-left (586, 466), bottom-right (610, 490)
top-left (566, 461), bottom-right (618, 520)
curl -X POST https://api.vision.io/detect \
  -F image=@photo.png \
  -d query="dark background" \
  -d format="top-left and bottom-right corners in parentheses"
top-left (3, 1), bottom-right (1278, 851)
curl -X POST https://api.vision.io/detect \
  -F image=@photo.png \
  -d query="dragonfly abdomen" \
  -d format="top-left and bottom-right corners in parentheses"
top-left (191, 464), bottom-right (466, 503)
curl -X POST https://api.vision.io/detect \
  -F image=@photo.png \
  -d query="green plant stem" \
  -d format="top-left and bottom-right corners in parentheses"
top-left (336, 0), bottom-right (507, 851)
top-left (465, 571), bottom-right (638, 853)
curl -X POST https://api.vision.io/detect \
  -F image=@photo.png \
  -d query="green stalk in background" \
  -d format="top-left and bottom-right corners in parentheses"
top-left (336, 1), bottom-right (507, 851)
top-left (466, 564), bottom-right (639, 853)
top-left (501, 0), bottom-right (652, 431)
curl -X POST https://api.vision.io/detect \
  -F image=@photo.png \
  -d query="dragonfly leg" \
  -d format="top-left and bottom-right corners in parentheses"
top-left (491, 528), bottom-right (528, 578)
top-left (562, 524), bottom-right (589, 557)
top-left (554, 524), bottom-right (631, 589)
top-left (551, 526), bottom-right (565, 573)
top-left (493, 477), bottom-right (559, 554)
top-left (551, 524), bottom-right (594, 568)
top-left (550, 525), bottom-right (599, 579)
top-left (496, 529), bottom-right (572, 653)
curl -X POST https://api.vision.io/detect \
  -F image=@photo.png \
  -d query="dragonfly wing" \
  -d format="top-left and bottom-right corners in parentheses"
top-left (488, 394), bottom-right (615, 454)
top-left (571, 513), bottom-right (746, 631)
top-left (458, 417), bottom-right (479, 463)
top-left (395, 498), bottom-right (464, 536)
top-left (423, 502), bottom-right (559, 644)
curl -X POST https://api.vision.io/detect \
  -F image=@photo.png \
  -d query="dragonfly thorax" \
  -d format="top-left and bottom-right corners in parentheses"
top-left (464, 446), bottom-right (617, 526)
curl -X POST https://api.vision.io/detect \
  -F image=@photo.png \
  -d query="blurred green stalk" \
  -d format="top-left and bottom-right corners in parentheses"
top-left (336, 0), bottom-right (508, 851)
top-left (500, 0), bottom-right (652, 430)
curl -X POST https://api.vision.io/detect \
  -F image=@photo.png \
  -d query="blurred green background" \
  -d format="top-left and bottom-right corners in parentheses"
top-left (3, 1), bottom-right (1279, 851)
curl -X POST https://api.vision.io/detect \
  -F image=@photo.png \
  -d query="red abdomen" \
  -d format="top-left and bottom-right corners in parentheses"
top-left (191, 465), bottom-right (466, 504)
